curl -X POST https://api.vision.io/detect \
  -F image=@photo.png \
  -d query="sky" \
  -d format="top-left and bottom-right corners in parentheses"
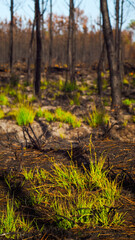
top-left (0, 0), bottom-right (135, 30)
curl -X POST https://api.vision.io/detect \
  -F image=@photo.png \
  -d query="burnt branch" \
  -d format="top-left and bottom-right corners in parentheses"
top-left (22, 123), bottom-right (48, 150)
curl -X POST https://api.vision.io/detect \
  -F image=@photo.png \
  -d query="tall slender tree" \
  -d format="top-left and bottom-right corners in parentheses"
top-left (27, 17), bottom-right (35, 85)
top-left (101, 0), bottom-right (121, 109)
top-left (66, 0), bottom-right (76, 87)
top-left (35, 0), bottom-right (42, 97)
top-left (117, 0), bottom-right (124, 83)
top-left (9, 0), bottom-right (14, 73)
top-left (49, 0), bottom-right (53, 68)
top-left (115, 0), bottom-right (120, 66)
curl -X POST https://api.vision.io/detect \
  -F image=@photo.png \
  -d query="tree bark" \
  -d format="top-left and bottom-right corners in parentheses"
top-left (65, 0), bottom-right (76, 87)
top-left (115, 0), bottom-right (119, 67)
top-left (27, 17), bottom-right (35, 85)
top-left (35, 0), bottom-right (42, 97)
top-left (70, 0), bottom-right (76, 85)
top-left (119, 0), bottom-right (124, 84)
top-left (49, 0), bottom-right (53, 68)
top-left (115, 0), bottom-right (124, 83)
top-left (101, 0), bottom-right (121, 109)
top-left (9, 0), bottom-right (13, 73)
top-left (97, 41), bottom-right (106, 96)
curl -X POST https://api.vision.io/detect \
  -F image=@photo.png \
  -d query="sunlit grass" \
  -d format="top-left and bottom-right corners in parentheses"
top-left (70, 92), bottom-right (80, 106)
top-left (21, 140), bottom-right (124, 230)
top-left (64, 82), bottom-right (77, 92)
top-left (123, 78), bottom-right (129, 85)
top-left (0, 94), bottom-right (9, 106)
top-left (0, 108), bottom-right (4, 119)
top-left (55, 108), bottom-right (81, 127)
top-left (122, 98), bottom-right (135, 106)
top-left (10, 104), bottom-right (35, 126)
top-left (133, 115), bottom-right (135, 123)
top-left (36, 107), bottom-right (81, 128)
top-left (0, 196), bottom-right (33, 237)
top-left (87, 106), bottom-right (110, 128)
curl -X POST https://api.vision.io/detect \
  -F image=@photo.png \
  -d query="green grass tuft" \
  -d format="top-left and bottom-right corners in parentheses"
top-left (122, 98), bottom-right (135, 106)
top-left (44, 110), bottom-right (54, 122)
top-left (87, 106), bottom-right (110, 128)
top-left (0, 196), bottom-right (33, 237)
top-left (21, 140), bottom-right (124, 230)
top-left (0, 109), bottom-right (4, 119)
top-left (36, 107), bottom-right (81, 127)
top-left (55, 108), bottom-right (81, 127)
top-left (64, 82), bottom-right (77, 92)
top-left (15, 105), bottom-right (35, 126)
top-left (0, 94), bottom-right (9, 106)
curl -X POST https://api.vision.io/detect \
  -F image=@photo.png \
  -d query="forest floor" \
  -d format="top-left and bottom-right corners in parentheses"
top-left (0, 66), bottom-right (135, 239)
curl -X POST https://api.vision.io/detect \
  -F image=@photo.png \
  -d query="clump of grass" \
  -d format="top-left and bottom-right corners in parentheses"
top-left (122, 98), bottom-right (135, 106)
top-left (0, 94), bottom-right (9, 106)
top-left (102, 78), bottom-right (108, 90)
top-left (36, 108), bottom-right (44, 118)
top-left (0, 196), bottom-right (33, 237)
top-left (64, 82), bottom-right (77, 92)
top-left (70, 92), bottom-right (80, 106)
top-left (133, 115), bottom-right (135, 123)
top-left (87, 106), bottom-right (110, 128)
top-left (58, 78), bottom-right (64, 90)
top-left (36, 108), bottom-right (55, 122)
top-left (15, 104), bottom-right (35, 126)
top-left (123, 78), bottom-right (129, 85)
top-left (44, 110), bottom-right (54, 122)
top-left (123, 120), bottom-right (128, 127)
top-left (8, 88), bottom-right (17, 97)
top-left (103, 100), bottom-right (109, 106)
top-left (0, 109), bottom-right (4, 119)
top-left (28, 95), bottom-right (37, 103)
top-left (55, 108), bottom-right (81, 128)
top-left (40, 78), bottom-right (48, 90)
top-left (10, 73), bottom-right (20, 87)
top-left (16, 92), bottom-right (28, 103)
top-left (22, 140), bottom-right (124, 230)
top-left (22, 168), bottom-right (34, 181)
top-left (78, 85), bottom-right (88, 92)
top-left (36, 108), bottom-right (81, 127)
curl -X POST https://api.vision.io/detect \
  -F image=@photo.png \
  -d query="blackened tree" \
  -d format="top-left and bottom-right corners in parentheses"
top-left (66, 0), bottom-right (76, 87)
top-left (101, 0), bottom-right (122, 109)
top-left (9, 0), bottom-right (14, 73)
top-left (35, 0), bottom-right (42, 97)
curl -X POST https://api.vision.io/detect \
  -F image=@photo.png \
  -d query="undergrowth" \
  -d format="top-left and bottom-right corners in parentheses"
top-left (0, 196), bottom-right (34, 238)
top-left (122, 98), bottom-right (135, 106)
top-left (0, 108), bottom-right (4, 119)
top-left (36, 107), bottom-right (81, 128)
top-left (10, 104), bottom-right (35, 126)
top-left (20, 140), bottom-right (124, 230)
top-left (0, 94), bottom-right (9, 106)
top-left (87, 106), bottom-right (110, 128)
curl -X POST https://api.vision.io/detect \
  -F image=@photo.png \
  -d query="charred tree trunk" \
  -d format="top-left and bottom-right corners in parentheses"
top-left (9, 0), bottom-right (13, 73)
top-left (119, 0), bottom-right (124, 84)
top-left (115, 0), bottom-right (119, 68)
top-left (65, 3), bottom-right (71, 86)
top-left (49, 0), bottom-right (53, 68)
top-left (101, 0), bottom-right (121, 109)
top-left (35, 0), bottom-right (42, 97)
top-left (70, 0), bottom-right (76, 85)
top-left (41, 0), bottom-right (45, 71)
top-left (27, 17), bottom-right (35, 85)
top-left (65, 0), bottom-right (76, 87)
top-left (115, 0), bottom-right (124, 83)
top-left (97, 41), bottom-right (106, 96)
